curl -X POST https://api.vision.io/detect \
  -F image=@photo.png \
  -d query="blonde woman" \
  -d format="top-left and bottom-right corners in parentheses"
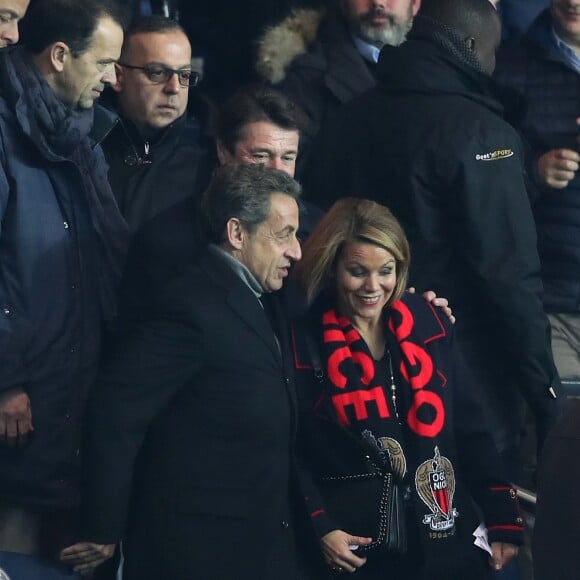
top-left (292, 198), bottom-right (522, 580)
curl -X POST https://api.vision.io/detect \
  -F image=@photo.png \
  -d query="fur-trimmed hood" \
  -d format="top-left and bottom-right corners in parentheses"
top-left (256, 9), bottom-right (326, 84)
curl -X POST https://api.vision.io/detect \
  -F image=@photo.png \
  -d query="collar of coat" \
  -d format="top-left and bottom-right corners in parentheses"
top-left (91, 105), bottom-right (118, 147)
top-left (377, 35), bottom-right (504, 117)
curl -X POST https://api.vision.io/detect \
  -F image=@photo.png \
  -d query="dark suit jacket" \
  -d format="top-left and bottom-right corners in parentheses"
top-left (81, 248), bottom-right (308, 579)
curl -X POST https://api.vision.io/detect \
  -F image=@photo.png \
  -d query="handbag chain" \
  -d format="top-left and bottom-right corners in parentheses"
top-left (386, 350), bottom-right (400, 422)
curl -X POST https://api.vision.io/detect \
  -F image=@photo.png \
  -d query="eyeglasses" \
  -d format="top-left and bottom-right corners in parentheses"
top-left (118, 63), bottom-right (199, 87)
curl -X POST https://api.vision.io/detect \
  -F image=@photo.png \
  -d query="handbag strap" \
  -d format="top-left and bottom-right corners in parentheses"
top-left (304, 327), bottom-right (324, 382)
top-left (300, 322), bottom-right (394, 470)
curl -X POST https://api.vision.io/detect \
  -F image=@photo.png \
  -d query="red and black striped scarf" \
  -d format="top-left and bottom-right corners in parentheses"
top-left (320, 299), bottom-right (449, 452)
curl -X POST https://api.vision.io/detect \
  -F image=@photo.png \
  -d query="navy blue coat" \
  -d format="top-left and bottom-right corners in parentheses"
top-left (495, 10), bottom-right (580, 313)
top-left (0, 63), bottom-right (123, 510)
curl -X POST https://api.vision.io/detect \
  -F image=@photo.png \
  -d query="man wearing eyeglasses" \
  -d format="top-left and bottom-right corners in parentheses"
top-left (100, 14), bottom-right (211, 234)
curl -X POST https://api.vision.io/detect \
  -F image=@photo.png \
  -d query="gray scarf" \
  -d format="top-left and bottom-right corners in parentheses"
top-left (0, 46), bottom-right (129, 322)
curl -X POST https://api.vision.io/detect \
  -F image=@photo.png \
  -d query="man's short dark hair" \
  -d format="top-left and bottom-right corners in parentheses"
top-left (202, 163), bottom-right (301, 245)
top-left (121, 15), bottom-right (187, 57)
top-left (22, 0), bottom-right (129, 56)
top-left (215, 85), bottom-right (308, 154)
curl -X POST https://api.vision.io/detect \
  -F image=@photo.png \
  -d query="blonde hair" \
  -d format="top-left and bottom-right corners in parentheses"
top-left (295, 198), bottom-right (410, 304)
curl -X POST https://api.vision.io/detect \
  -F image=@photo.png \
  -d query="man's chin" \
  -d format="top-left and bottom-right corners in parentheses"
top-left (267, 281), bottom-right (284, 292)
top-left (77, 100), bottom-right (95, 110)
top-left (149, 115), bottom-right (180, 131)
top-left (360, 23), bottom-right (407, 47)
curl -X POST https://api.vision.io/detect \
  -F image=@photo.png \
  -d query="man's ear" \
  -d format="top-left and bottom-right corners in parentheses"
top-left (111, 63), bottom-right (124, 93)
top-left (411, 0), bottom-right (421, 17)
top-left (49, 42), bottom-right (69, 73)
top-left (225, 217), bottom-right (245, 250)
top-left (216, 140), bottom-right (233, 166)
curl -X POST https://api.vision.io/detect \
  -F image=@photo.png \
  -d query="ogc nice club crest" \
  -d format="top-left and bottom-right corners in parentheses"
top-left (415, 446), bottom-right (458, 532)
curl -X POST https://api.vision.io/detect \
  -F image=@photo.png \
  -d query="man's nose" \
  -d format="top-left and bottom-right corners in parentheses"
top-left (102, 62), bottom-right (117, 85)
top-left (163, 72), bottom-right (181, 93)
top-left (266, 157), bottom-right (284, 172)
top-left (289, 236), bottom-right (302, 261)
top-left (2, 22), bottom-right (19, 46)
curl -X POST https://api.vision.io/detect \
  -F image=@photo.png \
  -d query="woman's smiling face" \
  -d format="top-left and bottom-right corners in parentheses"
top-left (335, 240), bottom-right (397, 325)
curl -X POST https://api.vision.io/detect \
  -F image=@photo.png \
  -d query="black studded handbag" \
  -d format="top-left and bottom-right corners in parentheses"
top-left (318, 467), bottom-right (408, 555)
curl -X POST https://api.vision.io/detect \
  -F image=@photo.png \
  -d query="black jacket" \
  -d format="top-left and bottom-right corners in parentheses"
top-left (101, 111), bottom-right (213, 330)
top-left (102, 112), bottom-right (211, 235)
top-left (304, 27), bottom-right (561, 449)
top-left (81, 248), bottom-right (317, 579)
top-left (495, 10), bottom-right (580, 313)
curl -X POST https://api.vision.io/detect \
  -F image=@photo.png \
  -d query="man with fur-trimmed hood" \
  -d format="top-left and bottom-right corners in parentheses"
top-left (256, 0), bottom-right (421, 164)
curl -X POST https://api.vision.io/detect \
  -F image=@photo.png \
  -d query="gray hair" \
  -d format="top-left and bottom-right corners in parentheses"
top-left (202, 164), bottom-right (301, 244)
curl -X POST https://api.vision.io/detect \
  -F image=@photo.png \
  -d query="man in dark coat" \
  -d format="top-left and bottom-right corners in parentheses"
top-left (493, 3), bottom-right (580, 576)
top-left (303, 0), bottom-right (561, 483)
top-left (61, 164), bottom-right (320, 580)
top-left (101, 15), bottom-right (211, 236)
top-left (256, 0), bottom-right (421, 167)
top-left (0, 0), bottom-right (128, 577)
top-left (494, 0), bottom-right (580, 392)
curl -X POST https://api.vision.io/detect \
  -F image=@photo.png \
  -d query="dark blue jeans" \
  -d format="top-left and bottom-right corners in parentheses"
top-left (0, 552), bottom-right (80, 580)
